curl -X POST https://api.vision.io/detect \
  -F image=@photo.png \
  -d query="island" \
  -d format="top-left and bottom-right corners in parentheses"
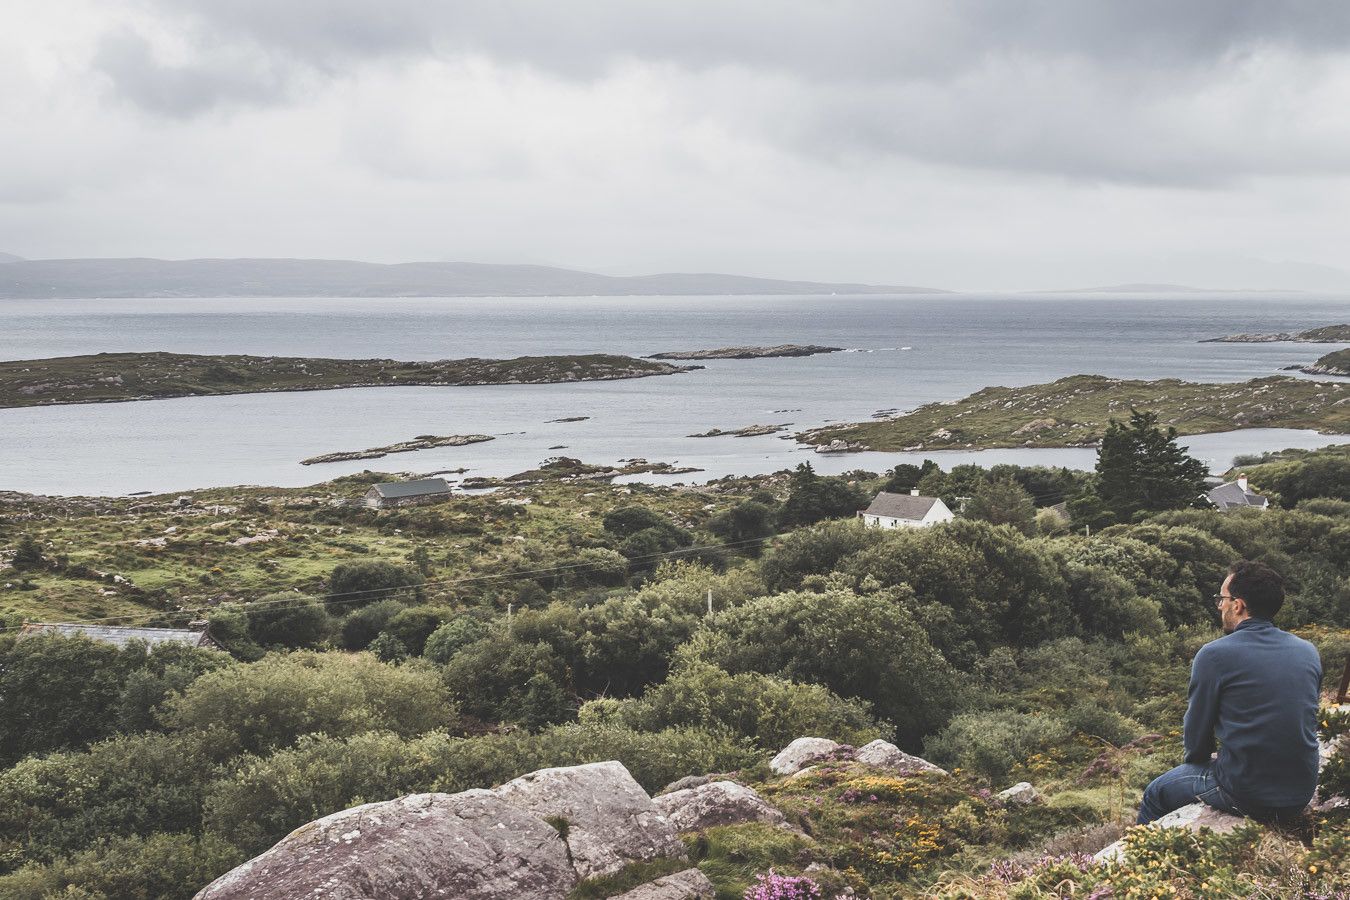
top-left (0, 352), bottom-right (697, 408)
top-left (647, 345), bottom-right (843, 360)
top-left (1296, 348), bottom-right (1350, 377)
top-left (301, 434), bottom-right (494, 466)
top-left (459, 456), bottom-right (702, 488)
top-left (1200, 324), bottom-right (1350, 343)
top-left (688, 424), bottom-right (791, 438)
top-left (798, 374), bottom-right (1350, 450)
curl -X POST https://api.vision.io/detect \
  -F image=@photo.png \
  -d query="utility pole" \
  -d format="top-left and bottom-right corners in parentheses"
top-left (706, 589), bottom-right (713, 617)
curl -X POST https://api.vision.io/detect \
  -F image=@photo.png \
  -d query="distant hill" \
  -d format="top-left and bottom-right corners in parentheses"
top-left (0, 252), bottom-right (24, 263)
top-left (0, 258), bottom-right (948, 299)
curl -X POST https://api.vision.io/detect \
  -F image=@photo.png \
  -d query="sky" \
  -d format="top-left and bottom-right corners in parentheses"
top-left (5, 0), bottom-right (1350, 291)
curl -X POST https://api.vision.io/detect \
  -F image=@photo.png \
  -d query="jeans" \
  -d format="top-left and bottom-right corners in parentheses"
top-left (1137, 762), bottom-right (1305, 825)
top-left (1137, 762), bottom-right (1245, 825)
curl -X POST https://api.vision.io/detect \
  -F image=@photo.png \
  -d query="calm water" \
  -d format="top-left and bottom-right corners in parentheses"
top-left (1, 293), bottom-right (1347, 496)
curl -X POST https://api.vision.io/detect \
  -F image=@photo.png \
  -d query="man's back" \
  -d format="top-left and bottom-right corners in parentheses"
top-left (1184, 618), bottom-right (1322, 810)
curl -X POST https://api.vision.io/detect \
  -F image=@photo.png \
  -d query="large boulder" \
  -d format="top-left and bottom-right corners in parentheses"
top-left (854, 740), bottom-right (948, 776)
top-left (1094, 803), bottom-right (1244, 863)
top-left (770, 737), bottom-right (843, 775)
top-left (610, 868), bottom-right (716, 899)
top-left (494, 760), bottom-right (685, 879)
top-left (194, 790), bottom-right (575, 900)
top-left (654, 781), bottom-right (788, 832)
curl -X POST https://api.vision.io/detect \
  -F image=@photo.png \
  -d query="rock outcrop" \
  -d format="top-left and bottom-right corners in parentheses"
top-left (194, 790), bottom-right (575, 900)
top-left (655, 781), bottom-right (789, 832)
top-left (770, 737), bottom-right (948, 778)
top-left (770, 738), bottom-right (845, 775)
top-left (495, 761), bottom-right (685, 880)
top-left (854, 740), bottom-right (949, 776)
top-left (195, 761), bottom-right (692, 900)
top-left (1094, 803), bottom-right (1244, 863)
top-left (611, 868), bottom-right (717, 899)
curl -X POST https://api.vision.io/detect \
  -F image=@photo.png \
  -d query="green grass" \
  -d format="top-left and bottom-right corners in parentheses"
top-left (566, 857), bottom-right (692, 899)
top-left (799, 374), bottom-right (1350, 451)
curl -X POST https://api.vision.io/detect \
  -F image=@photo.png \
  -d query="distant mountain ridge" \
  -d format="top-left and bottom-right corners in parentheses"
top-left (0, 257), bottom-right (948, 299)
top-left (1046, 282), bottom-right (1299, 294)
top-left (0, 252), bottom-right (24, 263)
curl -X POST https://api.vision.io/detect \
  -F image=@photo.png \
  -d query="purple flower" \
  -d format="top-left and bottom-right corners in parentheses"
top-left (743, 870), bottom-right (823, 900)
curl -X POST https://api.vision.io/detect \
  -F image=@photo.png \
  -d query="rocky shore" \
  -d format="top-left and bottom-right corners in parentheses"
top-left (647, 345), bottom-right (842, 360)
top-left (300, 434), bottom-right (494, 465)
top-left (801, 374), bottom-right (1350, 450)
top-left (1200, 324), bottom-right (1350, 343)
top-left (1291, 348), bottom-right (1350, 377)
top-left (688, 423), bottom-right (790, 438)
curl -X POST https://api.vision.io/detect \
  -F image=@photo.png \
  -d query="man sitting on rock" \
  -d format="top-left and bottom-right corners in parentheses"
top-left (1137, 560), bottom-right (1322, 825)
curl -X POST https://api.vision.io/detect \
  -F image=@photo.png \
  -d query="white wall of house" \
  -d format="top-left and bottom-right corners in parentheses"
top-left (862, 499), bottom-right (954, 529)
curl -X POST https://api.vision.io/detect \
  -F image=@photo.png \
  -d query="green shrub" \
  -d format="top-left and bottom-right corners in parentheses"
top-left (584, 662), bottom-right (889, 749)
top-left (245, 594), bottom-right (330, 649)
top-left (0, 832), bottom-right (245, 900)
top-left (327, 560), bottom-right (423, 608)
top-left (161, 651), bottom-right (455, 756)
top-left (339, 598), bottom-right (405, 650)
top-left (423, 615), bottom-right (490, 664)
top-left (923, 711), bottom-right (1071, 783)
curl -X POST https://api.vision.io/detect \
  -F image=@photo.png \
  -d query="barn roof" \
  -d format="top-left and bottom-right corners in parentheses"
top-left (370, 478), bottom-right (452, 499)
top-left (19, 622), bottom-right (219, 650)
top-left (862, 491), bottom-right (939, 521)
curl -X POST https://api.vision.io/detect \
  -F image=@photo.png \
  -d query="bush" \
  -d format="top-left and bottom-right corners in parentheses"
top-left (161, 651), bottom-right (456, 756)
top-left (759, 519), bottom-right (880, 593)
top-left (245, 594), bottom-right (330, 649)
top-left (687, 588), bottom-right (965, 747)
top-left (0, 832), bottom-right (245, 900)
top-left (583, 662), bottom-right (889, 749)
top-left (382, 605), bottom-right (453, 655)
top-left (0, 731), bottom-right (212, 870)
top-left (339, 598), bottom-right (405, 650)
top-left (923, 711), bottom-right (1071, 782)
top-left (441, 637), bottom-right (573, 728)
top-left (423, 615), bottom-right (490, 664)
top-left (327, 560), bottom-right (423, 609)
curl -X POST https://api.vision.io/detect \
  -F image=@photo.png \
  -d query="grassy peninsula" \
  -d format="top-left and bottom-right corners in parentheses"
top-left (1201, 323), bottom-right (1350, 342)
top-left (0, 352), bottom-right (695, 408)
top-left (1300, 348), bottom-right (1350, 377)
top-left (800, 374), bottom-right (1350, 450)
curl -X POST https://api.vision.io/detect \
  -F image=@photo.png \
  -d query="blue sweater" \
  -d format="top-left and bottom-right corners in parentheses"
top-left (1183, 617), bottom-right (1322, 809)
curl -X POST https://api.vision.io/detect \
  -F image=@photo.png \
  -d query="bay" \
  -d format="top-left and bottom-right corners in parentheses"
top-left (1, 292), bottom-right (1347, 496)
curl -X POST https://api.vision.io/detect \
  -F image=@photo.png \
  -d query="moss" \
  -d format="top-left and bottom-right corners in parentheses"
top-left (565, 856), bottom-right (691, 899)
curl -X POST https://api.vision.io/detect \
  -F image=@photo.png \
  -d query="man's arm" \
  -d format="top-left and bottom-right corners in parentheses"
top-left (1183, 647), bottom-right (1220, 764)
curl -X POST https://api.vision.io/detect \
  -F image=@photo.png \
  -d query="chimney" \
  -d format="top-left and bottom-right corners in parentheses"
top-left (910, 488), bottom-right (920, 496)
top-left (1237, 473), bottom-right (1248, 492)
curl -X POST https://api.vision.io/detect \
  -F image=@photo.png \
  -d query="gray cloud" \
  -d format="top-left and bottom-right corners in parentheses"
top-left (92, 28), bottom-right (290, 117)
top-left (88, 0), bottom-right (1350, 184)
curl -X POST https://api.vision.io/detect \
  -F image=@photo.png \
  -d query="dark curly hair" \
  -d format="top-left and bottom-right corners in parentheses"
top-left (1227, 560), bottom-right (1285, 619)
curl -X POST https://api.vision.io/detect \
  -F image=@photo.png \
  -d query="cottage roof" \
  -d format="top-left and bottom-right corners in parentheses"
top-left (370, 478), bottom-right (452, 499)
top-left (19, 622), bottom-right (219, 650)
top-left (862, 491), bottom-right (939, 521)
top-left (1205, 481), bottom-right (1268, 511)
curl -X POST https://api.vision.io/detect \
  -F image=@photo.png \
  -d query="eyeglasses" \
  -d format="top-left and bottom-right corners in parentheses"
top-left (1213, 593), bottom-right (1234, 609)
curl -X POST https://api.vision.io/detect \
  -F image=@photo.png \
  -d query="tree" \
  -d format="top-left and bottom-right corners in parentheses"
top-left (11, 534), bottom-right (46, 570)
top-left (245, 594), bottom-right (330, 649)
top-left (327, 560), bottom-right (423, 609)
top-left (1094, 409), bottom-right (1209, 522)
top-left (881, 460), bottom-right (939, 494)
top-left (778, 463), bottom-right (869, 528)
top-left (964, 476), bottom-right (1037, 535)
top-left (706, 500), bottom-right (777, 551)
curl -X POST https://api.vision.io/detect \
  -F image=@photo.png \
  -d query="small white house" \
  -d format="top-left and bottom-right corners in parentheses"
top-left (1206, 473), bottom-right (1269, 513)
top-left (859, 490), bottom-right (955, 529)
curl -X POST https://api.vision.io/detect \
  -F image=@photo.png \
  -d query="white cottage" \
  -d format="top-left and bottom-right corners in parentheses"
top-left (859, 490), bottom-right (955, 529)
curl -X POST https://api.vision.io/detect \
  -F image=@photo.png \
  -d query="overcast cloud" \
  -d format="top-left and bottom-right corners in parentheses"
top-left (5, 0), bottom-right (1350, 290)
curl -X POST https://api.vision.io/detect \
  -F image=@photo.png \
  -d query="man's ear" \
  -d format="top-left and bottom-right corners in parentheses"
top-left (1232, 596), bottom-right (1248, 617)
